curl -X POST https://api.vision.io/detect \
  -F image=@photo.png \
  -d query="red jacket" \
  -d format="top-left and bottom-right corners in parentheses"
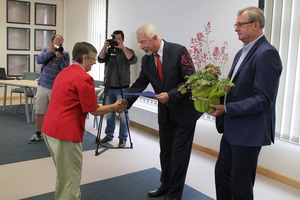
top-left (42, 64), bottom-right (98, 142)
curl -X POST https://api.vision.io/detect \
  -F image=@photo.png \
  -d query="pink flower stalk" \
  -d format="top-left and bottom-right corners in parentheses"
top-left (186, 22), bottom-right (229, 76)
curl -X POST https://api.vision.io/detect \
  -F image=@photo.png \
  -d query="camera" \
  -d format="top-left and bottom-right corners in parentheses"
top-left (54, 44), bottom-right (64, 54)
top-left (107, 34), bottom-right (118, 48)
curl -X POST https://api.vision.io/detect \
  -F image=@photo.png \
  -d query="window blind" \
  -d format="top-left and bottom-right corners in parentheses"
top-left (87, 0), bottom-right (107, 81)
top-left (264, 0), bottom-right (300, 144)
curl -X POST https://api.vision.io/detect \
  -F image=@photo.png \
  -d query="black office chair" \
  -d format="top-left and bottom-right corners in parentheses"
top-left (10, 72), bottom-right (40, 108)
top-left (93, 80), bottom-right (105, 129)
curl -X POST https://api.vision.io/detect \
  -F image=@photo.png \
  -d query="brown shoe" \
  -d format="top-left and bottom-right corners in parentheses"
top-left (118, 139), bottom-right (126, 148)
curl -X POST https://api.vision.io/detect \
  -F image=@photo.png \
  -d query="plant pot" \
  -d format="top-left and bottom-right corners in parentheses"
top-left (192, 95), bottom-right (220, 113)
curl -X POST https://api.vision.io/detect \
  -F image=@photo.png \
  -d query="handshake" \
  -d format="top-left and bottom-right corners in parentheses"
top-left (114, 99), bottom-right (129, 113)
top-left (90, 99), bottom-right (129, 116)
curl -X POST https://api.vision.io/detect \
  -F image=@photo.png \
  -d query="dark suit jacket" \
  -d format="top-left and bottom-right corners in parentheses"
top-left (126, 40), bottom-right (201, 125)
top-left (216, 36), bottom-right (282, 146)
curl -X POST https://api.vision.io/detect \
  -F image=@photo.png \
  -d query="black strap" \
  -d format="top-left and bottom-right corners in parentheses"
top-left (40, 54), bottom-right (55, 74)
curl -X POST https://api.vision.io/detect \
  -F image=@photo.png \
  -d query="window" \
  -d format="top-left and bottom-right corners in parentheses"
top-left (7, 27), bottom-right (30, 50)
top-left (7, 54), bottom-right (30, 77)
top-left (7, 0), bottom-right (30, 24)
top-left (35, 3), bottom-right (56, 26)
top-left (264, 0), bottom-right (300, 144)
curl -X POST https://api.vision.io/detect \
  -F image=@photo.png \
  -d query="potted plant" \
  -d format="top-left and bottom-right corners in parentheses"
top-left (178, 22), bottom-right (234, 113)
top-left (178, 64), bottom-right (234, 113)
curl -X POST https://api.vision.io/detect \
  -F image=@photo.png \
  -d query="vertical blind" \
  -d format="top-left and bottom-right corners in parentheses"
top-left (87, 0), bottom-right (107, 81)
top-left (264, 0), bottom-right (300, 144)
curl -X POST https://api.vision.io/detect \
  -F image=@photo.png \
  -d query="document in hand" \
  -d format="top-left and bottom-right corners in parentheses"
top-left (123, 91), bottom-right (157, 98)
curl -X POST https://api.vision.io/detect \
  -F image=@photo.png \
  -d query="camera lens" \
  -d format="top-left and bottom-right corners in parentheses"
top-left (108, 35), bottom-right (118, 48)
top-left (54, 44), bottom-right (64, 53)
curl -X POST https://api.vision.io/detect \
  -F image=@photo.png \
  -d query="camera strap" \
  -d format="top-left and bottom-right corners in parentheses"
top-left (40, 54), bottom-right (55, 74)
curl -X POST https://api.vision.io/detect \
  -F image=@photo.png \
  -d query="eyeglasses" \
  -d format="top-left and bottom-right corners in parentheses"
top-left (88, 57), bottom-right (97, 61)
top-left (234, 21), bottom-right (256, 28)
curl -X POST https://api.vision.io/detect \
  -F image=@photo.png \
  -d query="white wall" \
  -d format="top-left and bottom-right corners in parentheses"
top-left (107, 0), bottom-right (258, 81)
top-left (107, 0), bottom-right (300, 183)
top-left (0, 0), bottom-right (65, 97)
top-left (64, 0), bottom-right (89, 58)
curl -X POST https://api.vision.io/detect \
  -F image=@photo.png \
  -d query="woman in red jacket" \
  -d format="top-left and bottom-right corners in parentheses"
top-left (42, 42), bottom-right (125, 200)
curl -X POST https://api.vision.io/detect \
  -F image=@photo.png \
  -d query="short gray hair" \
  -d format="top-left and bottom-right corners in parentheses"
top-left (238, 6), bottom-right (265, 29)
top-left (72, 42), bottom-right (97, 63)
top-left (136, 24), bottom-right (160, 39)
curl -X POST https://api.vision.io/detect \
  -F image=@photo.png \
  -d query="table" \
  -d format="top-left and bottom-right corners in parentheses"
top-left (0, 79), bottom-right (38, 123)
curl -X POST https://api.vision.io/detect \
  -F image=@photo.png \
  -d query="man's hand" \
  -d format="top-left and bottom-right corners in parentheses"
top-left (115, 39), bottom-right (125, 50)
top-left (115, 99), bottom-right (126, 113)
top-left (121, 99), bottom-right (129, 109)
top-left (155, 92), bottom-right (169, 104)
top-left (209, 104), bottom-right (225, 117)
top-left (55, 51), bottom-right (63, 59)
top-left (49, 43), bottom-right (56, 54)
top-left (104, 40), bottom-right (110, 48)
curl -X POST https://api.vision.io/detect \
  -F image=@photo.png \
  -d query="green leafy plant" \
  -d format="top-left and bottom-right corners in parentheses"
top-left (179, 64), bottom-right (234, 94)
top-left (178, 64), bottom-right (234, 113)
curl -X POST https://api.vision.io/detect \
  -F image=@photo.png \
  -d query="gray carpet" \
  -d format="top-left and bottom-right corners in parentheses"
top-left (22, 167), bottom-right (213, 200)
top-left (0, 105), bottom-right (102, 165)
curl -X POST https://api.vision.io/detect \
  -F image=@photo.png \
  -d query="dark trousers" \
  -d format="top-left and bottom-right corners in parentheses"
top-left (159, 119), bottom-right (197, 198)
top-left (215, 135), bottom-right (261, 200)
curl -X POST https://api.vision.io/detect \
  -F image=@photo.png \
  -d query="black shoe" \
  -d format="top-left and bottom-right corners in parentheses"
top-left (99, 136), bottom-right (112, 143)
top-left (118, 139), bottom-right (126, 148)
top-left (148, 187), bottom-right (169, 197)
top-left (163, 196), bottom-right (181, 200)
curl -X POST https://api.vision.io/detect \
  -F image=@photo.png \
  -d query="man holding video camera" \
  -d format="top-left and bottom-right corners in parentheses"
top-left (98, 30), bottom-right (137, 148)
top-left (28, 34), bottom-right (70, 144)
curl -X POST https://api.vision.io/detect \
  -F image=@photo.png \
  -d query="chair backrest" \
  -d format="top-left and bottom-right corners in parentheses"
top-left (94, 80), bottom-right (104, 88)
top-left (22, 72), bottom-right (40, 80)
top-left (94, 80), bottom-right (105, 103)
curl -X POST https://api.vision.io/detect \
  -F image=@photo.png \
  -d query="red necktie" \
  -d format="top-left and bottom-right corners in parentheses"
top-left (155, 53), bottom-right (162, 81)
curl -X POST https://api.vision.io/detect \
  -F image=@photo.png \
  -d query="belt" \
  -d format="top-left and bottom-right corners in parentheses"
top-left (109, 85), bottom-right (129, 89)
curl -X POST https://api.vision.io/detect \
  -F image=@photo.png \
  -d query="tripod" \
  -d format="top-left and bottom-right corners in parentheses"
top-left (95, 48), bottom-right (133, 156)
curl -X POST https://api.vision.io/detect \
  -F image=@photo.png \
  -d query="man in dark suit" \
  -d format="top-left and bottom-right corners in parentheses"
top-left (210, 7), bottom-right (282, 200)
top-left (123, 24), bottom-right (202, 200)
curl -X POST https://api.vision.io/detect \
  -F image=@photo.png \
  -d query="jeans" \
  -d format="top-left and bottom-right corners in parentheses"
top-left (104, 88), bottom-right (129, 140)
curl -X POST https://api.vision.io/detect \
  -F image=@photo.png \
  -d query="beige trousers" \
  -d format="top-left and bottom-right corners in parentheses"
top-left (44, 134), bottom-right (82, 200)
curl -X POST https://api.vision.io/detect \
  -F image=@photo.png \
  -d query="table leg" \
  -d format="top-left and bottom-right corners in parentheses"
top-left (2, 85), bottom-right (7, 111)
top-left (23, 87), bottom-right (30, 123)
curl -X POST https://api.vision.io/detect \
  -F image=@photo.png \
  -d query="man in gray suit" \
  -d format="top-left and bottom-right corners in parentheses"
top-left (124, 24), bottom-right (202, 200)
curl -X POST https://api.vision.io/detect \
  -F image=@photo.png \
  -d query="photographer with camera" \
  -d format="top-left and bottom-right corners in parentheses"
top-left (28, 34), bottom-right (70, 144)
top-left (98, 30), bottom-right (137, 148)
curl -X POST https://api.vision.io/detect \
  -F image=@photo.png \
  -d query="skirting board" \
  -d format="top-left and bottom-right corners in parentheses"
top-left (130, 120), bottom-right (300, 190)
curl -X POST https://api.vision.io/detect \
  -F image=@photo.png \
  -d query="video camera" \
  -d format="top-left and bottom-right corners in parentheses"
top-left (107, 34), bottom-right (118, 48)
top-left (54, 44), bottom-right (64, 54)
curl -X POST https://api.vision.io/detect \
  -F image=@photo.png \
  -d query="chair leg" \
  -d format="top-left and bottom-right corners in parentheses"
top-left (10, 92), bottom-right (12, 108)
top-left (31, 97), bottom-right (35, 123)
top-left (31, 106), bottom-right (35, 123)
top-left (93, 115), bottom-right (99, 129)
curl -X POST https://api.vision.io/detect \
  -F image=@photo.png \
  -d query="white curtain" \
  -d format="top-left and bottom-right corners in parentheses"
top-left (264, 0), bottom-right (300, 144)
top-left (87, 0), bottom-right (107, 81)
